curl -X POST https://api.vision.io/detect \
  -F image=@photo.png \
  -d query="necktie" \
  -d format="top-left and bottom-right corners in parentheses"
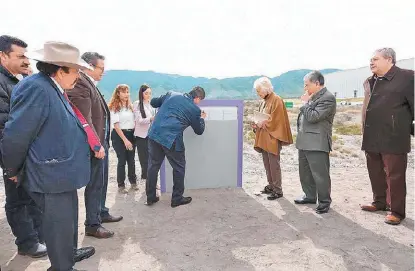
top-left (64, 91), bottom-right (101, 152)
top-left (63, 91), bottom-right (72, 103)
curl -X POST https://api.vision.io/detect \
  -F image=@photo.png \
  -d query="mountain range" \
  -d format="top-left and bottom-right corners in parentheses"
top-left (97, 68), bottom-right (340, 101)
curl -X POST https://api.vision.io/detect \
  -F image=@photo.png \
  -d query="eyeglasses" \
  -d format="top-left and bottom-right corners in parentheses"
top-left (93, 65), bottom-right (105, 72)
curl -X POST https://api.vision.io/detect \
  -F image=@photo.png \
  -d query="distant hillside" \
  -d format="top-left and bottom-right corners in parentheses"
top-left (98, 69), bottom-right (340, 101)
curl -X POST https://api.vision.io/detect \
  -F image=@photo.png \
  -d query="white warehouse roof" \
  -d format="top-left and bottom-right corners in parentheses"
top-left (324, 58), bottom-right (414, 99)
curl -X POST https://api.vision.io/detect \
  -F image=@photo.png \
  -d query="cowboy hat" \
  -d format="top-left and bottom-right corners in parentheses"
top-left (27, 41), bottom-right (92, 70)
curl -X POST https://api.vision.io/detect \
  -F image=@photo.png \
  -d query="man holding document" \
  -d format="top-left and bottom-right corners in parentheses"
top-left (252, 77), bottom-right (293, 200)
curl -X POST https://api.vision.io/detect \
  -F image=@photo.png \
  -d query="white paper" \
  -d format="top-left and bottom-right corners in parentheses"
top-left (253, 111), bottom-right (270, 124)
top-left (200, 106), bottom-right (238, 121)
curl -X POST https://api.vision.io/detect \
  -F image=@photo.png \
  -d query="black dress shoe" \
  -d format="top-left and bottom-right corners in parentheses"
top-left (74, 246), bottom-right (95, 262)
top-left (171, 197), bottom-right (192, 208)
top-left (146, 197), bottom-right (160, 206)
top-left (101, 214), bottom-right (123, 223)
top-left (267, 192), bottom-right (283, 200)
top-left (48, 268), bottom-right (87, 271)
top-left (315, 204), bottom-right (330, 214)
top-left (260, 185), bottom-right (273, 194)
top-left (294, 197), bottom-right (316, 204)
top-left (48, 268), bottom-right (86, 271)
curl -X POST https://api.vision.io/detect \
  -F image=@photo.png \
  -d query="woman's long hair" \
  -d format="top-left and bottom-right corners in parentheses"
top-left (138, 84), bottom-right (150, 118)
top-left (108, 84), bottom-right (133, 112)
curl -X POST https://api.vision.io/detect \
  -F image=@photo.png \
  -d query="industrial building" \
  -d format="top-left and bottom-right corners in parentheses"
top-left (324, 58), bottom-right (414, 99)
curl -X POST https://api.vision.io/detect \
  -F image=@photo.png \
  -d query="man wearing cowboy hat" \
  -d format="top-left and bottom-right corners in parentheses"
top-left (1, 41), bottom-right (95, 271)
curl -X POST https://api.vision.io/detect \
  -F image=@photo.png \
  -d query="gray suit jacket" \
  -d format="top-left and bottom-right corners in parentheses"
top-left (295, 87), bottom-right (336, 152)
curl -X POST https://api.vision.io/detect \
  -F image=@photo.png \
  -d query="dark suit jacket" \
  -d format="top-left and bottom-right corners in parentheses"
top-left (295, 87), bottom-right (337, 152)
top-left (1, 73), bottom-right (91, 193)
top-left (67, 73), bottom-right (110, 146)
top-left (0, 65), bottom-right (19, 137)
top-left (361, 65), bottom-right (414, 154)
top-left (148, 91), bottom-right (205, 151)
top-left (0, 65), bottom-right (19, 168)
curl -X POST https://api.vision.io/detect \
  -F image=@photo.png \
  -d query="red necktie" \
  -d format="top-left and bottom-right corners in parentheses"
top-left (64, 91), bottom-right (101, 152)
top-left (63, 91), bottom-right (70, 101)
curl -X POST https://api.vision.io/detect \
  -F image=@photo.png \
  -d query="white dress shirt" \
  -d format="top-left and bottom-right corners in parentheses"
top-left (50, 77), bottom-right (64, 94)
top-left (111, 107), bottom-right (135, 130)
top-left (82, 71), bottom-right (97, 86)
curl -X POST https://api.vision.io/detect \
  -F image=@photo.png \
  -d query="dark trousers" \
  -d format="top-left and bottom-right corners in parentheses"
top-left (365, 152), bottom-right (407, 218)
top-left (111, 130), bottom-right (137, 187)
top-left (147, 139), bottom-right (186, 203)
top-left (135, 136), bottom-right (149, 179)
top-left (29, 191), bottom-right (78, 271)
top-left (100, 141), bottom-right (110, 218)
top-left (298, 150), bottom-right (332, 205)
top-left (84, 156), bottom-right (104, 228)
top-left (4, 178), bottom-right (43, 251)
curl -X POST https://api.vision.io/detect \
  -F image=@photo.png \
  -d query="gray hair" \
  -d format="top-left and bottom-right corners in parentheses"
top-left (253, 76), bottom-right (274, 94)
top-left (81, 52), bottom-right (105, 66)
top-left (304, 71), bottom-right (325, 86)
top-left (375, 48), bottom-right (396, 64)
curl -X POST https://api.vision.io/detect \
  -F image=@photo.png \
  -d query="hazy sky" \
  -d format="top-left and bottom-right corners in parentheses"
top-left (1, 0), bottom-right (414, 78)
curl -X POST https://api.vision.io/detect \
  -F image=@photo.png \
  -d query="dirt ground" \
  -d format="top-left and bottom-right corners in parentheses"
top-left (0, 103), bottom-right (414, 271)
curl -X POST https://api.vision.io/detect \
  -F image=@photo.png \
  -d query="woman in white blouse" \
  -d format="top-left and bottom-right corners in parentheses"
top-left (133, 84), bottom-right (155, 181)
top-left (108, 84), bottom-right (138, 193)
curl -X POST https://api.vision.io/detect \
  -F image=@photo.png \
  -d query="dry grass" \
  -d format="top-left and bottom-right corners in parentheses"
top-left (287, 107), bottom-right (300, 114)
top-left (338, 147), bottom-right (352, 154)
top-left (334, 113), bottom-right (354, 124)
top-left (292, 134), bottom-right (297, 143)
top-left (246, 130), bottom-right (256, 142)
top-left (336, 97), bottom-right (364, 103)
top-left (288, 116), bottom-right (298, 126)
top-left (334, 123), bottom-right (362, 135)
top-left (332, 135), bottom-right (344, 146)
top-left (336, 105), bottom-right (363, 113)
top-left (329, 151), bottom-right (338, 157)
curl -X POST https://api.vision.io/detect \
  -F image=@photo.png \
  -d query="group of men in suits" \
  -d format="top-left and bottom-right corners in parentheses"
top-left (0, 34), bottom-right (413, 271)
top-left (292, 48), bottom-right (413, 225)
top-left (0, 36), bottom-right (123, 271)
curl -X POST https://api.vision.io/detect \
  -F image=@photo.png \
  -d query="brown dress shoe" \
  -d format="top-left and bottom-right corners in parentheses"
top-left (101, 214), bottom-right (123, 223)
top-left (85, 226), bottom-right (114, 238)
top-left (360, 204), bottom-right (388, 212)
top-left (385, 214), bottom-right (402, 225)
